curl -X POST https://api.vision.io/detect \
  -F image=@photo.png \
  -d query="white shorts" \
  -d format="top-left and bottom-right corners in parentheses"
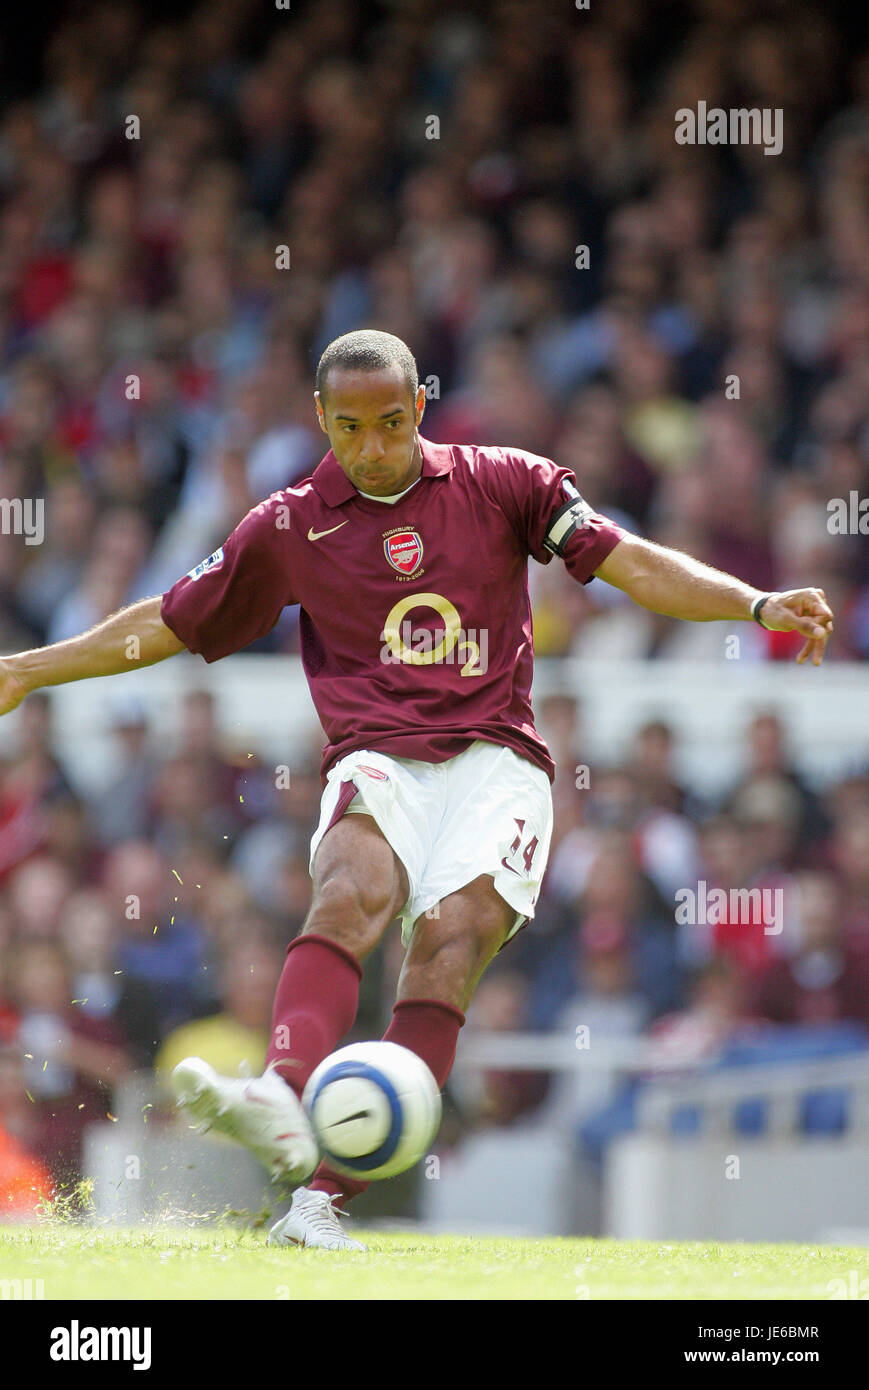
top-left (309, 740), bottom-right (553, 946)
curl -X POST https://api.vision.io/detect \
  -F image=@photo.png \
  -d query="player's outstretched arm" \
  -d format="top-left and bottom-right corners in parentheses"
top-left (594, 533), bottom-right (834, 666)
top-left (0, 596), bottom-right (186, 717)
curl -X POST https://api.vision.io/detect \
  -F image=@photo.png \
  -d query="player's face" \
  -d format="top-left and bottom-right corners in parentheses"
top-left (315, 367), bottom-right (426, 497)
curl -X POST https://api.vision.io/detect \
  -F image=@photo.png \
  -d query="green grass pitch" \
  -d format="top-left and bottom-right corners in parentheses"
top-left (1, 1224), bottom-right (866, 1299)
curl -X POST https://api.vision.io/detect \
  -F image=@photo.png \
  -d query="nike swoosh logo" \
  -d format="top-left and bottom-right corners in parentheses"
top-left (307, 521), bottom-right (348, 541)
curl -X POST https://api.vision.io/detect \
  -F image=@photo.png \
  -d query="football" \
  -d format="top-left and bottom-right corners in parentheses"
top-left (302, 1041), bottom-right (442, 1181)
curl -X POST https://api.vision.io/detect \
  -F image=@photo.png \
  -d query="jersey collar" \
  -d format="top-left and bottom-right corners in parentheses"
top-left (311, 435), bottom-right (455, 508)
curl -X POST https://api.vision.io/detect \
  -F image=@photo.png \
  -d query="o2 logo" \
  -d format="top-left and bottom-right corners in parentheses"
top-left (380, 592), bottom-right (487, 676)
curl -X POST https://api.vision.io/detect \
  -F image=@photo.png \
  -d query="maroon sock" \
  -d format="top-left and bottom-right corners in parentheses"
top-left (265, 933), bottom-right (362, 1098)
top-left (310, 997), bottom-right (465, 1207)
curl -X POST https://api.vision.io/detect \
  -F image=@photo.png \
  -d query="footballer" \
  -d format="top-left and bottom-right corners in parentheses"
top-left (0, 330), bottom-right (833, 1249)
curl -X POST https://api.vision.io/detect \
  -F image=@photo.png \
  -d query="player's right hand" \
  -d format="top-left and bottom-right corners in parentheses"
top-left (758, 588), bottom-right (834, 666)
top-left (0, 659), bottom-right (29, 716)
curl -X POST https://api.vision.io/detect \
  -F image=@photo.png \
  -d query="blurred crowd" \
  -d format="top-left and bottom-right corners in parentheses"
top-left (0, 0), bottom-right (866, 663)
top-left (0, 0), bottom-right (868, 1205)
top-left (465, 699), bottom-right (869, 1144)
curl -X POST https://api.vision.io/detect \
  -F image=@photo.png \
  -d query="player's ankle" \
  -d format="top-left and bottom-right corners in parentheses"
top-left (308, 1177), bottom-right (346, 1206)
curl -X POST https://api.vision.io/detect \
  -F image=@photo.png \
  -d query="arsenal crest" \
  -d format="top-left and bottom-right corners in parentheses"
top-left (384, 530), bottom-right (423, 576)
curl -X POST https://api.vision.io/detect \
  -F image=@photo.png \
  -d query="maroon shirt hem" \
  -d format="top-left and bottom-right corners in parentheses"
top-left (321, 728), bottom-right (556, 785)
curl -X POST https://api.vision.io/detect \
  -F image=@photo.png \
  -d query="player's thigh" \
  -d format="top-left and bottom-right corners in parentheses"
top-left (397, 872), bottom-right (516, 1011)
top-left (306, 813), bottom-right (410, 957)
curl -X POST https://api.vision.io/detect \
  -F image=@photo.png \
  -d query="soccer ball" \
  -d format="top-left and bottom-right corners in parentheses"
top-left (302, 1041), bottom-right (442, 1181)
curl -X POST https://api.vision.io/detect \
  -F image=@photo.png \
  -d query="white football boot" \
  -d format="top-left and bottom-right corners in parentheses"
top-left (171, 1058), bottom-right (318, 1185)
top-left (268, 1187), bottom-right (367, 1252)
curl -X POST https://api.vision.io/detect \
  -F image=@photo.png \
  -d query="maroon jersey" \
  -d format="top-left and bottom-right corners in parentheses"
top-left (161, 437), bottom-right (625, 781)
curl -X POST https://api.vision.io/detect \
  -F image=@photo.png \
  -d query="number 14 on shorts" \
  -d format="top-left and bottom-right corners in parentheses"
top-left (500, 817), bottom-right (539, 877)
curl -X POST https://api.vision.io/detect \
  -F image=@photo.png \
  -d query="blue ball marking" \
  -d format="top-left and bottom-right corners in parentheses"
top-left (313, 1060), bottom-right (403, 1172)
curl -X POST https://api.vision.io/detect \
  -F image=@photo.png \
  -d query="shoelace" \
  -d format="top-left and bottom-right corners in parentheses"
top-left (301, 1193), bottom-right (350, 1234)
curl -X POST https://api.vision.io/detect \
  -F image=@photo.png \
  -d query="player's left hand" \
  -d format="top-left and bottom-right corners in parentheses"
top-left (758, 589), bottom-right (834, 666)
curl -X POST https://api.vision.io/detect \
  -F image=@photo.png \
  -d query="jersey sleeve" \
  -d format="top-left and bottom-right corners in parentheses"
top-left (497, 449), bottom-right (626, 584)
top-left (160, 497), bottom-right (295, 662)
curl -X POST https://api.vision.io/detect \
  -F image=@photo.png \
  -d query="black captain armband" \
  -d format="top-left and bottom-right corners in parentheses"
top-left (542, 491), bottom-right (594, 557)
